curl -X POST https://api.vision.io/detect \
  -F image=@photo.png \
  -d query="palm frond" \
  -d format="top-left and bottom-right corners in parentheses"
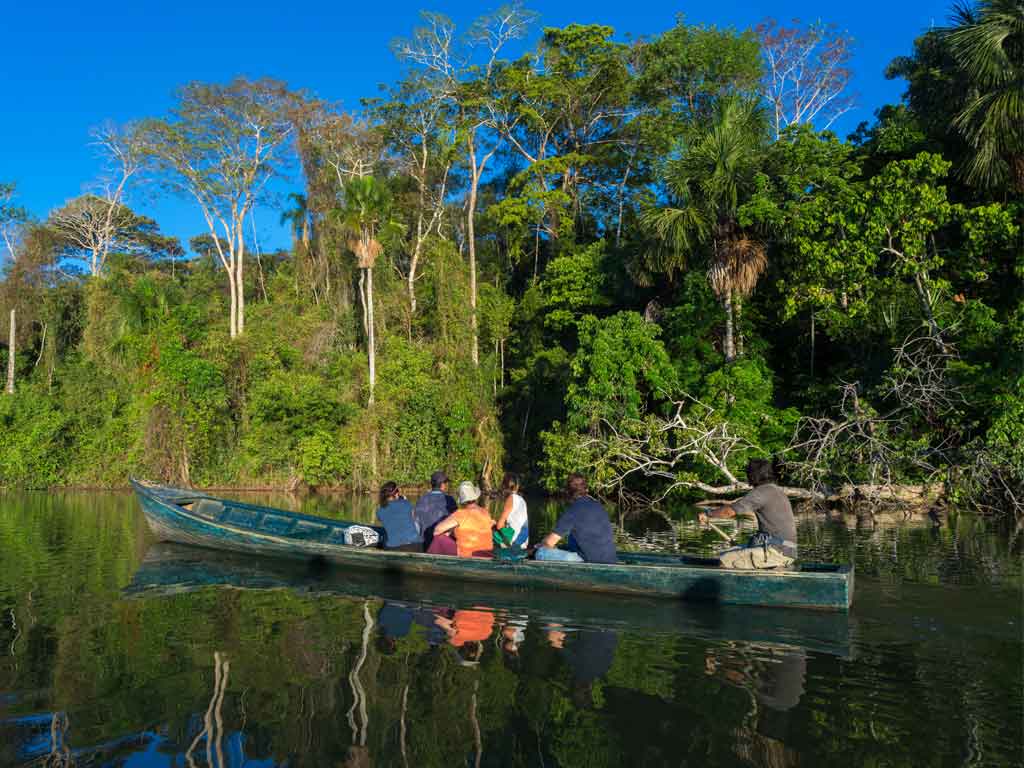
top-left (945, 0), bottom-right (1024, 188)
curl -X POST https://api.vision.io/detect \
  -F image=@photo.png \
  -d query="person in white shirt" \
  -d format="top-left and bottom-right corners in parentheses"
top-left (495, 472), bottom-right (529, 549)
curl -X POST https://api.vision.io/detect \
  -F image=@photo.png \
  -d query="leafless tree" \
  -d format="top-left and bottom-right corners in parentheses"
top-left (757, 18), bottom-right (856, 139)
top-left (396, 4), bottom-right (537, 365)
top-left (572, 331), bottom-right (971, 509)
top-left (577, 395), bottom-right (819, 505)
top-left (308, 111), bottom-right (383, 188)
top-left (47, 124), bottom-right (142, 277)
top-left (787, 331), bottom-right (964, 500)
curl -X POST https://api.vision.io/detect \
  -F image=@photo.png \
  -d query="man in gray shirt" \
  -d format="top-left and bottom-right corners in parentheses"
top-left (698, 459), bottom-right (797, 569)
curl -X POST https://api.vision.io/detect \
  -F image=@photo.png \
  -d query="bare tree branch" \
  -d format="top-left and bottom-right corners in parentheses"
top-left (757, 19), bottom-right (857, 139)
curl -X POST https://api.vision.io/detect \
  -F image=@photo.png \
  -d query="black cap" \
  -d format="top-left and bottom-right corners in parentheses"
top-left (430, 470), bottom-right (448, 489)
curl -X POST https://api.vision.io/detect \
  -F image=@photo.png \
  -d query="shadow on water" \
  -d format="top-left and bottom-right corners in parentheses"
top-left (0, 491), bottom-right (1021, 767)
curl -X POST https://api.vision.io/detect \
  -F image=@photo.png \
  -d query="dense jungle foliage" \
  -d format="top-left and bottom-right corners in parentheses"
top-left (0, 3), bottom-right (1021, 517)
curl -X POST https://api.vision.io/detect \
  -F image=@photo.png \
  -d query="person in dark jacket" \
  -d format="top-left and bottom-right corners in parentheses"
top-left (376, 482), bottom-right (423, 552)
top-left (413, 470), bottom-right (457, 549)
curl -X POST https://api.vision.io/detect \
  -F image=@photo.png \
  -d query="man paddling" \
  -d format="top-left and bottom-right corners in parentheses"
top-left (699, 459), bottom-right (797, 570)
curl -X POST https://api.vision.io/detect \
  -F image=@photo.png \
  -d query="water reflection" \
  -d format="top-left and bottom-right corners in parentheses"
top-left (1, 492), bottom-right (1021, 767)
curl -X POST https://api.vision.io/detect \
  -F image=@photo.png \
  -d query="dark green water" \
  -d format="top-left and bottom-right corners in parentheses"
top-left (0, 492), bottom-right (1020, 767)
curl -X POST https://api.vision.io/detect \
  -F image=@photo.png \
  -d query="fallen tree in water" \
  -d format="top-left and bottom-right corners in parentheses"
top-left (575, 332), bottom-right (1021, 521)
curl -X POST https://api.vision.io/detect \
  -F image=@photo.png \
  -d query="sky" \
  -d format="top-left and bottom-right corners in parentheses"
top-left (1, 0), bottom-right (951, 255)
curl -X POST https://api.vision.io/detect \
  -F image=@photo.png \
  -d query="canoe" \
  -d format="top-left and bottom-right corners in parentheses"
top-left (126, 542), bottom-right (856, 656)
top-left (130, 479), bottom-right (854, 611)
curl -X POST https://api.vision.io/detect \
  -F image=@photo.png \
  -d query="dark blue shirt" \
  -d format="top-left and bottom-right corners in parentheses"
top-left (376, 498), bottom-right (422, 548)
top-left (378, 602), bottom-right (414, 638)
top-left (413, 490), bottom-right (457, 538)
top-left (563, 629), bottom-right (619, 683)
top-left (553, 496), bottom-right (617, 564)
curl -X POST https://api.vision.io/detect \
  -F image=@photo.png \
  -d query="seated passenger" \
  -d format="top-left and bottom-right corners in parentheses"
top-left (535, 474), bottom-right (617, 564)
top-left (430, 481), bottom-right (494, 559)
top-left (494, 472), bottom-right (529, 549)
top-left (414, 470), bottom-right (457, 548)
top-left (698, 459), bottom-right (797, 570)
top-left (375, 481), bottom-right (423, 552)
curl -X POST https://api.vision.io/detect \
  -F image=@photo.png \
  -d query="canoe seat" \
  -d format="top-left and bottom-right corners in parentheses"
top-left (192, 499), bottom-right (225, 521)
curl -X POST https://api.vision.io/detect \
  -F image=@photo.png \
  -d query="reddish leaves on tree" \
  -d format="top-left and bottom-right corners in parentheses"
top-left (757, 18), bottom-right (857, 138)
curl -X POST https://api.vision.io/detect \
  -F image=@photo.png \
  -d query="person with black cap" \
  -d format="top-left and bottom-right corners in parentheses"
top-left (414, 470), bottom-right (457, 549)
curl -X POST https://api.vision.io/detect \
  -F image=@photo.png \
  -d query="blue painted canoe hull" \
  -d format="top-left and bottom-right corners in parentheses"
top-left (131, 480), bottom-right (854, 611)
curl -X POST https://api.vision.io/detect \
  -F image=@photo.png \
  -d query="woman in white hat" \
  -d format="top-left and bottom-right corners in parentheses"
top-left (430, 481), bottom-right (494, 558)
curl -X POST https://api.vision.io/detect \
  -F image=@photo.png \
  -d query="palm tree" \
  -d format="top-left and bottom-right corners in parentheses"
top-left (641, 98), bottom-right (767, 361)
top-left (280, 192), bottom-right (311, 251)
top-left (945, 0), bottom-right (1024, 191)
top-left (337, 176), bottom-right (399, 405)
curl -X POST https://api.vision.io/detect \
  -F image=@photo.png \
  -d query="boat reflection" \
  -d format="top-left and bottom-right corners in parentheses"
top-left (126, 543), bottom-right (853, 658)
top-left (47, 542), bottom-right (854, 766)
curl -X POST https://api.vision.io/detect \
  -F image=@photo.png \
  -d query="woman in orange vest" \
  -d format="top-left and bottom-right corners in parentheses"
top-left (431, 481), bottom-right (494, 558)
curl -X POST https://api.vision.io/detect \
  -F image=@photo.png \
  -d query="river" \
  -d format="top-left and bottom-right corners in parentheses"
top-left (0, 490), bottom-right (1020, 767)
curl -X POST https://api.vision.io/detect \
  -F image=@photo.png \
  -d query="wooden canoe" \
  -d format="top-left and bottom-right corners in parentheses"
top-left (130, 479), bottom-right (854, 611)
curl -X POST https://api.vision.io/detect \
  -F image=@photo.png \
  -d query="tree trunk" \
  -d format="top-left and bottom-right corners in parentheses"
top-left (467, 143), bottom-right (480, 367)
top-left (5, 308), bottom-right (14, 395)
top-left (357, 269), bottom-right (368, 338)
top-left (408, 236), bottom-right (421, 317)
top-left (227, 268), bottom-right (238, 339)
top-left (235, 239), bottom-right (246, 335)
top-left (734, 294), bottom-right (744, 358)
top-left (366, 266), bottom-right (376, 406)
top-left (615, 161), bottom-right (632, 248)
top-left (500, 338), bottom-right (505, 389)
top-left (409, 170), bottom-right (426, 316)
top-left (722, 292), bottom-right (735, 362)
top-left (34, 322), bottom-right (47, 369)
top-left (467, 180), bottom-right (480, 366)
top-left (533, 226), bottom-right (541, 281)
top-left (810, 311), bottom-right (815, 379)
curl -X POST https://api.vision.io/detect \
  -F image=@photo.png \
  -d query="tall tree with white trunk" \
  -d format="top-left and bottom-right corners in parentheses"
top-left (139, 78), bottom-right (298, 338)
top-left (338, 176), bottom-right (402, 406)
top-left (1, 182), bottom-right (27, 395)
top-left (375, 74), bottom-right (455, 318)
top-left (396, 5), bottom-right (536, 365)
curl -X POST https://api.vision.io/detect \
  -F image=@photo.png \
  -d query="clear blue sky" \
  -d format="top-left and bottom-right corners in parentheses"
top-left (2, 0), bottom-right (949, 255)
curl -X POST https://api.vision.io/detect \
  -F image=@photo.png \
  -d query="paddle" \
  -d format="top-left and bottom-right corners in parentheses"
top-left (705, 519), bottom-right (736, 546)
top-left (697, 506), bottom-right (737, 547)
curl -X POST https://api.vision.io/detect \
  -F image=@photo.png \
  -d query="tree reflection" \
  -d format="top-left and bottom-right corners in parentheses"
top-left (0, 493), bottom-right (1021, 767)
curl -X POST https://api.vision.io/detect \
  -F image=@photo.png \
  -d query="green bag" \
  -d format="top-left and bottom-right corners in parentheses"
top-left (492, 525), bottom-right (515, 548)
